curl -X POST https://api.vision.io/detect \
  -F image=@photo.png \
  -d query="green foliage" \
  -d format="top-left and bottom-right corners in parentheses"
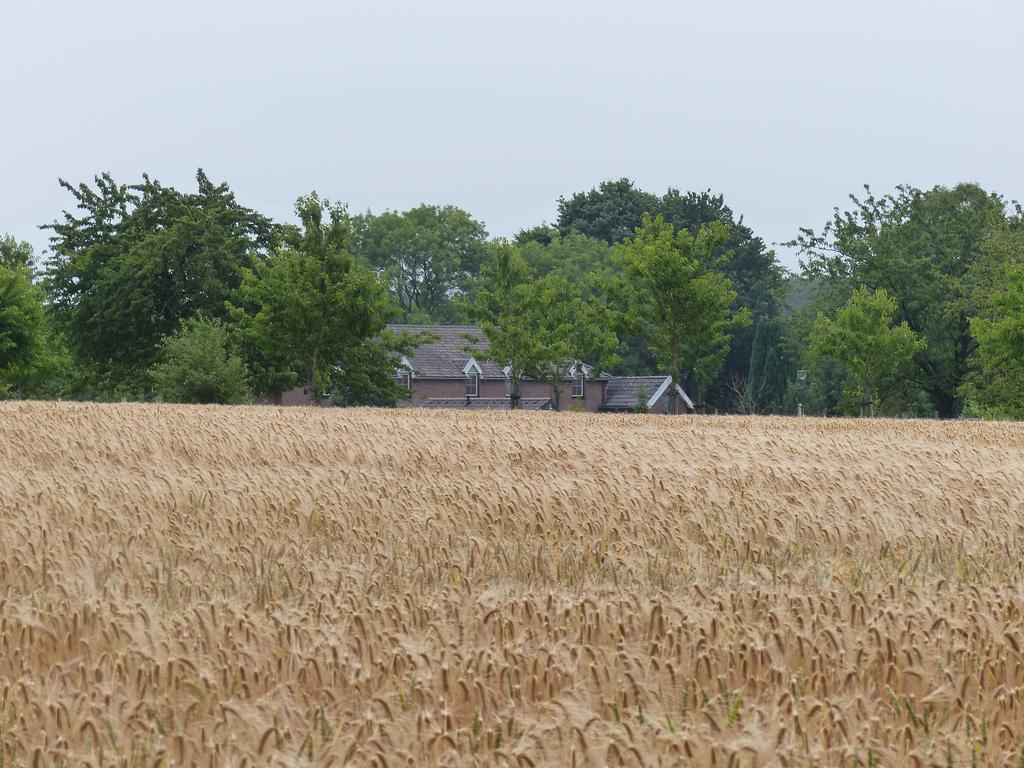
top-left (610, 214), bottom-right (750, 411)
top-left (966, 265), bottom-right (1024, 419)
top-left (150, 316), bottom-right (250, 404)
top-left (230, 193), bottom-right (390, 403)
top-left (463, 243), bottom-right (548, 408)
top-left (0, 235), bottom-right (35, 270)
top-left (516, 232), bottom-right (613, 290)
top-left (0, 239), bottom-right (47, 397)
top-left (633, 387), bottom-right (651, 414)
top-left (810, 287), bottom-right (924, 417)
top-left (351, 204), bottom-right (488, 322)
top-left (465, 242), bottom-right (619, 410)
top-left (44, 170), bottom-right (275, 392)
top-left (745, 317), bottom-right (796, 413)
top-left (526, 273), bottom-right (618, 410)
top-left (513, 223), bottom-right (559, 247)
top-left (329, 328), bottom-right (427, 408)
top-left (550, 181), bottom-right (784, 410)
top-left (796, 183), bottom-right (1015, 417)
top-left (557, 178), bottom-right (660, 244)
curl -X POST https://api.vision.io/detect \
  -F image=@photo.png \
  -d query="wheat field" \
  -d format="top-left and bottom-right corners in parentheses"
top-left (2, 402), bottom-right (1024, 766)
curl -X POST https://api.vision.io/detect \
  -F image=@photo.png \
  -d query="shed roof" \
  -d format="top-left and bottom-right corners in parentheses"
top-left (603, 376), bottom-right (695, 411)
top-left (603, 376), bottom-right (672, 410)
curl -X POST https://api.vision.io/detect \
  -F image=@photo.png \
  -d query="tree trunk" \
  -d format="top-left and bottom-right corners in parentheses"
top-left (550, 379), bottom-right (562, 411)
top-left (510, 371), bottom-right (521, 410)
top-left (308, 350), bottom-right (319, 406)
top-left (934, 391), bottom-right (957, 419)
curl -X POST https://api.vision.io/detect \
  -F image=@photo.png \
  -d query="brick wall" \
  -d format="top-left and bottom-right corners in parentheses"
top-left (518, 379), bottom-right (607, 412)
top-left (400, 377), bottom-right (506, 407)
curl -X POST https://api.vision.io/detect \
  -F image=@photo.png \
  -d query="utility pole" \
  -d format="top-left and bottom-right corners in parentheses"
top-left (797, 369), bottom-right (807, 417)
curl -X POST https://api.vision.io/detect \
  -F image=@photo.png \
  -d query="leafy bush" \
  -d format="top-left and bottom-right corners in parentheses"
top-left (151, 316), bottom-right (250, 404)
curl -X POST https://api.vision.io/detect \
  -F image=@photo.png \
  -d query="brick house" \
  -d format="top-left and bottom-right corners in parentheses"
top-left (391, 324), bottom-right (693, 413)
top-left (279, 324), bottom-right (694, 413)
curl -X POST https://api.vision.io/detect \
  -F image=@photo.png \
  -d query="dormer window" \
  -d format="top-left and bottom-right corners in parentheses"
top-left (572, 373), bottom-right (584, 398)
top-left (466, 371), bottom-right (480, 398)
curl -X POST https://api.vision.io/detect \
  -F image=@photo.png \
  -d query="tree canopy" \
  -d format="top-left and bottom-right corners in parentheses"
top-left (796, 183), bottom-right (1016, 417)
top-left (230, 194), bottom-right (390, 403)
top-left (351, 204), bottom-right (488, 322)
top-left (810, 287), bottom-right (923, 417)
top-left (0, 239), bottom-right (47, 396)
top-left (611, 215), bottom-right (750, 411)
top-left (44, 170), bottom-right (275, 392)
top-left (966, 264), bottom-right (1024, 418)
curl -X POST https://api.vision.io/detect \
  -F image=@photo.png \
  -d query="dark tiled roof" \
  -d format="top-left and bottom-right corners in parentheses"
top-left (602, 376), bottom-right (670, 410)
top-left (420, 397), bottom-right (553, 411)
top-left (387, 324), bottom-right (506, 379)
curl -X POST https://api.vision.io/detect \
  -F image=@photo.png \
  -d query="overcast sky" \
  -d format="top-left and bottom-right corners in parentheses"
top-left (2, 1), bottom-right (1022, 270)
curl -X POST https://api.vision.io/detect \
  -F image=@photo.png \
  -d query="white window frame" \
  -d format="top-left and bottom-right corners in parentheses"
top-left (572, 373), bottom-right (585, 398)
top-left (397, 369), bottom-right (412, 393)
top-left (466, 371), bottom-right (480, 398)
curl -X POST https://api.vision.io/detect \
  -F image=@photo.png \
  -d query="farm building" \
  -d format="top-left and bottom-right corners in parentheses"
top-left (281, 324), bottom-right (694, 413)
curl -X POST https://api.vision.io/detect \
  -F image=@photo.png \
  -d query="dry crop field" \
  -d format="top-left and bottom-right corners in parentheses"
top-left (2, 403), bottom-right (1024, 767)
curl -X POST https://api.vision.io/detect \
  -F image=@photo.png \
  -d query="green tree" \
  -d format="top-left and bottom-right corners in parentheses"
top-left (966, 265), bottom-right (1024, 418)
top-left (230, 193), bottom-right (389, 404)
top-left (611, 214), bottom-right (750, 412)
top-left (548, 181), bottom-right (785, 407)
top-left (0, 235), bottom-right (35, 270)
top-left (557, 178), bottom-right (660, 244)
top-left (659, 189), bottom-right (786, 410)
top-left (351, 204), bottom-right (488, 322)
top-left (516, 232), bottom-right (614, 289)
top-left (44, 170), bottom-right (275, 392)
top-left (329, 327), bottom-right (430, 408)
top-left (796, 183), bottom-right (1014, 417)
top-left (809, 287), bottom-right (924, 417)
top-left (745, 317), bottom-right (795, 413)
top-left (513, 223), bottom-right (560, 247)
top-left (0, 238), bottom-right (47, 397)
top-left (150, 316), bottom-right (250, 404)
top-left (527, 274), bottom-right (618, 410)
top-left (464, 243), bottom-right (548, 409)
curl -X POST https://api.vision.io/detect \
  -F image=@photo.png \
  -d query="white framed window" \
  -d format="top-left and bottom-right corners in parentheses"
top-left (505, 376), bottom-right (512, 397)
top-left (572, 374), bottom-right (584, 398)
top-left (398, 369), bottom-right (412, 393)
top-left (466, 372), bottom-right (479, 397)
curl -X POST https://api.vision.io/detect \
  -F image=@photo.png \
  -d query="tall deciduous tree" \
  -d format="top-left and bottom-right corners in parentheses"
top-left (795, 183), bottom-right (1013, 417)
top-left (966, 265), bottom-right (1024, 418)
top-left (550, 181), bottom-right (785, 408)
top-left (230, 194), bottom-right (390, 404)
top-left (527, 274), bottom-right (618, 410)
top-left (464, 243), bottom-right (547, 409)
top-left (611, 215), bottom-right (750, 412)
top-left (45, 170), bottom-right (275, 391)
top-left (660, 189), bottom-right (785, 408)
top-left (810, 287), bottom-right (923, 417)
top-left (351, 204), bottom-right (488, 322)
top-left (0, 237), bottom-right (47, 396)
